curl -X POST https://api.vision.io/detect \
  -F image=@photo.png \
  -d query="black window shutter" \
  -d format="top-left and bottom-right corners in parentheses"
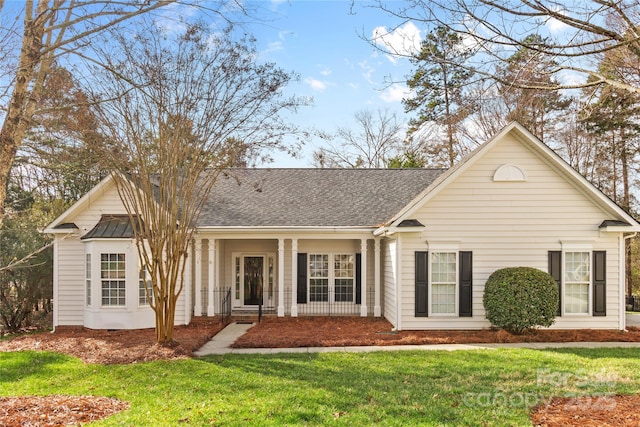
top-left (415, 251), bottom-right (428, 317)
top-left (459, 251), bottom-right (473, 317)
top-left (548, 251), bottom-right (562, 316)
top-left (355, 253), bottom-right (362, 305)
top-left (297, 253), bottom-right (307, 304)
top-left (593, 251), bottom-right (606, 316)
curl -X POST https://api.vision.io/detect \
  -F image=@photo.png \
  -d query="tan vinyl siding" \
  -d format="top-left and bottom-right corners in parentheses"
top-left (383, 239), bottom-right (397, 327)
top-left (398, 133), bottom-right (622, 330)
top-left (55, 237), bottom-right (85, 326)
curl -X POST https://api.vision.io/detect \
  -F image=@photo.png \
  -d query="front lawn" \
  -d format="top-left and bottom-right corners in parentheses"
top-left (2, 348), bottom-right (640, 426)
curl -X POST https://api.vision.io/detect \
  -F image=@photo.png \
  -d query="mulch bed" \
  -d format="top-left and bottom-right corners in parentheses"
top-left (0, 395), bottom-right (128, 427)
top-left (231, 316), bottom-right (640, 348)
top-left (2, 315), bottom-right (640, 426)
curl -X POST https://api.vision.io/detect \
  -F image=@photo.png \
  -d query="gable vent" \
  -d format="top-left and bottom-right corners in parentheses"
top-left (493, 164), bottom-right (526, 182)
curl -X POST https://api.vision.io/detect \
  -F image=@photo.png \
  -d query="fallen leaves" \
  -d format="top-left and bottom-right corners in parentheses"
top-left (0, 395), bottom-right (128, 427)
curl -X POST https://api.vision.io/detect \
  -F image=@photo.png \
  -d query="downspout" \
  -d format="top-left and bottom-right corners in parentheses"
top-left (622, 232), bottom-right (638, 331)
top-left (51, 236), bottom-right (59, 332)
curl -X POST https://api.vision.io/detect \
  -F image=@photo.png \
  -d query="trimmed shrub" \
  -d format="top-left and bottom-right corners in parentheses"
top-left (483, 267), bottom-right (559, 334)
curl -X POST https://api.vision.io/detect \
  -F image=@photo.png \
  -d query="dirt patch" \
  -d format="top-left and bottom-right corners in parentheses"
top-left (0, 395), bottom-right (128, 427)
top-left (3, 316), bottom-right (640, 426)
top-left (231, 316), bottom-right (640, 348)
top-left (0, 316), bottom-right (225, 365)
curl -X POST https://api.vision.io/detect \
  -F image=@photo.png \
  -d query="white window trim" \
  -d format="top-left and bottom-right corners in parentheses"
top-left (427, 244), bottom-right (459, 317)
top-left (100, 252), bottom-right (127, 307)
top-left (307, 252), bottom-right (357, 304)
top-left (561, 242), bottom-right (593, 317)
top-left (85, 253), bottom-right (92, 307)
top-left (232, 252), bottom-right (276, 307)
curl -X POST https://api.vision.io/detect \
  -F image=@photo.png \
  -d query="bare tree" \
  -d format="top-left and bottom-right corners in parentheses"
top-left (89, 22), bottom-right (306, 344)
top-left (370, 1), bottom-right (640, 94)
top-left (313, 109), bottom-right (404, 168)
top-left (0, 0), bottom-right (213, 229)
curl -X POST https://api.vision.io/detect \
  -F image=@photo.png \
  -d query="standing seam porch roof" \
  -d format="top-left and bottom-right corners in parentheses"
top-left (197, 168), bottom-right (446, 228)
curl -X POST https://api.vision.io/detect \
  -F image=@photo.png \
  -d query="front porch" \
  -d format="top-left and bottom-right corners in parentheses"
top-left (189, 234), bottom-right (384, 319)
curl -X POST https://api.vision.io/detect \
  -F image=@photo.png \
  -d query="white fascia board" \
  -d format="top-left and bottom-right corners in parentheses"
top-left (44, 174), bottom-right (116, 233)
top-left (195, 226), bottom-right (377, 238)
top-left (388, 121), bottom-right (640, 229)
top-left (600, 225), bottom-right (640, 233)
top-left (374, 226), bottom-right (425, 236)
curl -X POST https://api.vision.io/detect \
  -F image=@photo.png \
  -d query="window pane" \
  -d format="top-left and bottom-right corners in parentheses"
top-left (310, 278), bottom-right (328, 302)
top-left (431, 252), bottom-right (456, 314)
top-left (432, 283), bottom-right (456, 314)
top-left (335, 278), bottom-right (354, 302)
top-left (101, 253), bottom-right (126, 306)
top-left (564, 251), bottom-right (590, 314)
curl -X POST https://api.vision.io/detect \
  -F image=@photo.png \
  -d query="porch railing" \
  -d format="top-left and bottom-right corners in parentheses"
top-left (281, 288), bottom-right (377, 316)
top-left (220, 287), bottom-right (232, 324)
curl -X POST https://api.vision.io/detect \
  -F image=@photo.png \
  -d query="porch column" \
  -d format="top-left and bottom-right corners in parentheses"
top-left (207, 239), bottom-right (216, 316)
top-left (277, 238), bottom-right (285, 317)
top-left (374, 237), bottom-right (381, 317)
top-left (194, 238), bottom-right (203, 316)
top-left (291, 238), bottom-right (298, 317)
top-left (184, 241), bottom-right (192, 325)
top-left (360, 238), bottom-right (368, 317)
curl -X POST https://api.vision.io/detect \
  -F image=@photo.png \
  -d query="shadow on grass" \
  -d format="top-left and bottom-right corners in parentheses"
top-left (0, 351), bottom-right (79, 384)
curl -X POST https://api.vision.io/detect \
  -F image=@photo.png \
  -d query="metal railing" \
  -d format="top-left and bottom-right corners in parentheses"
top-left (281, 288), bottom-right (377, 316)
top-left (220, 287), bottom-right (232, 324)
top-left (627, 296), bottom-right (640, 312)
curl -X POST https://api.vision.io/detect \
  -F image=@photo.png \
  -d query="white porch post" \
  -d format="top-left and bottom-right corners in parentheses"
top-left (278, 238), bottom-right (285, 317)
top-left (207, 239), bottom-right (216, 316)
top-left (360, 238), bottom-right (368, 317)
top-left (194, 238), bottom-right (203, 316)
top-left (291, 238), bottom-right (298, 317)
top-left (374, 237), bottom-right (381, 317)
top-left (184, 241), bottom-right (192, 325)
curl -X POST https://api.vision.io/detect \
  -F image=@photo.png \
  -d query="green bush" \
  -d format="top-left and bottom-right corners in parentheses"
top-left (483, 267), bottom-right (559, 334)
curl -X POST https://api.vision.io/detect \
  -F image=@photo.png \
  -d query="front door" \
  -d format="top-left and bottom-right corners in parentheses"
top-left (243, 256), bottom-right (264, 306)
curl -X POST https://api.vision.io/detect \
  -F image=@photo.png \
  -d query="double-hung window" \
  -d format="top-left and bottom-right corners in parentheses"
top-left (308, 253), bottom-right (355, 303)
top-left (564, 251), bottom-right (590, 314)
top-left (101, 253), bottom-right (126, 306)
top-left (431, 252), bottom-right (457, 315)
top-left (309, 254), bottom-right (329, 302)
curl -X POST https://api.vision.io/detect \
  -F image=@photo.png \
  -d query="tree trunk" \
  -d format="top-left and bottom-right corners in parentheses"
top-left (0, 0), bottom-right (48, 228)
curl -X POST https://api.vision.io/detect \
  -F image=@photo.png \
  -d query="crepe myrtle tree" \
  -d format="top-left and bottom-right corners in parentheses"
top-left (88, 21), bottom-right (307, 345)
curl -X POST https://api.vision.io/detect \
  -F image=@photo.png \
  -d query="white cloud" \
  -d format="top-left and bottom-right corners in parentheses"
top-left (319, 67), bottom-right (332, 76)
top-left (305, 77), bottom-right (331, 91)
top-left (547, 6), bottom-right (570, 34)
top-left (372, 21), bottom-right (422, 64)
top-left (380, 83), bottom-right (410, 103)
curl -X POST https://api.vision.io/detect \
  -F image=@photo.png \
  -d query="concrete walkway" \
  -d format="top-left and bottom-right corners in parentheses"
top-left (193, 318), bottom-right (640, 356)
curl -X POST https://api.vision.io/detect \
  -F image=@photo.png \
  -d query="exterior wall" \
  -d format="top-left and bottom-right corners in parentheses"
top-left (53, 236), bottom-right (85, 326)
top-left (396, 133), bottom-right (623, 330)
top-left (53, 180), bottom-right (187, 329)
top-left (383, 239), bottom-right (397, 327)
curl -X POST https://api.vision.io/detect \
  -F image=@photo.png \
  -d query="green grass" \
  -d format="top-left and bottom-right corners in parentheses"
top-left (2, 348), bottom-right (640, 426)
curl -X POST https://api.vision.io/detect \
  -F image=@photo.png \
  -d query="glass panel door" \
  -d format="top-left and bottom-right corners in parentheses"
top-left (243, 256), bottom-right (264, 306)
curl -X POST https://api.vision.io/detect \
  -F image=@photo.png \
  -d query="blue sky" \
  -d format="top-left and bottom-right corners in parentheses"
top-left (242, 1), bottom-right (421, 167)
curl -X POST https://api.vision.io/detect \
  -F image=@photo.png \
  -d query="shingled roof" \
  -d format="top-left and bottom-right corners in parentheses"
top-left (197, 168), bottom-right (446, 228)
